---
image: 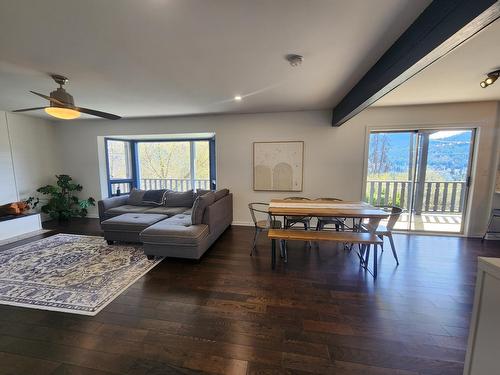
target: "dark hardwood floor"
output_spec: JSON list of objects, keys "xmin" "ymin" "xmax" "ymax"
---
[{"xmin": 0, "ymin": 218, "xmax": 499, "ymax": 375}]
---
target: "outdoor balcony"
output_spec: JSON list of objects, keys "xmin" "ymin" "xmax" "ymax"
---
[{"xmin": 366, "ymin": 179, "xmax": 466, "ymax": 233}]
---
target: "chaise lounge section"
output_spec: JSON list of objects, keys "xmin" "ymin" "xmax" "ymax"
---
[{"xmin": 98, "ymin": 188, "xmax": 233, "ymax": 259}]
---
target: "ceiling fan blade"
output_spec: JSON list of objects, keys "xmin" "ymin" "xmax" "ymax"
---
[
  {"xmin": 30, "ymin": 91, "xmax": 67, "ymax": 106},
  {"xmin": 12, "ymin": 107, "xmax": 46, "ymax": 113},
  {"xmin": 76, "ymin": 107, "xmax": 121, "ymax": 120}
]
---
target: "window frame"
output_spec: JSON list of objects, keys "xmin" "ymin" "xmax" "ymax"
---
[{"xmin": 105, "ymin": 136, "xmax": 216, "ymax": 197}]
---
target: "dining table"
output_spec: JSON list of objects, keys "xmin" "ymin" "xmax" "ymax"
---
[
  {"xmin": 268, "ymin": 199, "xmax": 390, "ymax": 274},
  {"xmin": 268, "ymin": 199, "xmax": 389, "ymax": 226}
]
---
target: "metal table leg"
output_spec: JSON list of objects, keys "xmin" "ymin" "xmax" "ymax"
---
[
  {"xmin": 271, "ymin": 239, "xmax": 276, "ymax": 269},
  {"xmin": 360, "ymin": 217, "xmax": 382, "ymax": 279},
  {"xmin": 365, "ymin": 244, "xmax": 370, "ymax": 267}
]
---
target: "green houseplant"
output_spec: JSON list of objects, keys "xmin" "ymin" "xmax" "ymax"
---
[{"xmin": 31, "ymin": 174, "xmax": 95, "ymax": 221}]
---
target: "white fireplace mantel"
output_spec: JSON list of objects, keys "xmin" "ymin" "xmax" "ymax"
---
[{"xmin": 0, "ymin": 214, "xmax": 42, "ymax": 242}]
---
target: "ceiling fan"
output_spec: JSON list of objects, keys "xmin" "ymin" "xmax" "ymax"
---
[{"xmin": 13, "ymin": 74, "xmax": 121, "ymax": 120}]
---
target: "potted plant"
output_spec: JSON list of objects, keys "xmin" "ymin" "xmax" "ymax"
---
[{"xmin": 30, "ymin": 174, "xmax": 95, "ymax": 221}]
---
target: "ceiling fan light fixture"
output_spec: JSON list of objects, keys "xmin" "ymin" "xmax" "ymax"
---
[
  {"xmin": 12, "ymin": 73, "xmax": 121, "ymax": 120},
  {"xmin": 44, "ymin": 106, "xmax": 81, "ymax": 120}
]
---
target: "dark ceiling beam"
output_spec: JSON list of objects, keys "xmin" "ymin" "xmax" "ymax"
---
[{"xmin": 331, "ymin": 0, "xmax": 500, "ymax": 127}]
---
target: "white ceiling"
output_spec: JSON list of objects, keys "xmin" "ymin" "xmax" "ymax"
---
[
  {"xmin": 376, "ymin": 19, "xmax": 500, "ymax": 107},
  {"xmin": 0, "ymin": 0, "xmax": 430, "ymax": 119}
]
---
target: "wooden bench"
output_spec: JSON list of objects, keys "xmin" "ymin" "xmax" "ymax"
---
[{"xmin": 268, "ymin": 229, "xmax": 383, "ymax": 277}]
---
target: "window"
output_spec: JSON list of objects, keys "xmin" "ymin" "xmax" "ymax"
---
[
  {"xmin": 105, "ymin": 137, "xmax": 215, "ymax": 197},
  {"xmin": 105, "ymin": 139, "xmax": 134, "ymax": 195}
]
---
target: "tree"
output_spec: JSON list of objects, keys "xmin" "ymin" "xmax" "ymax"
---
[
  {"xmin": 368, "ymin": 134, "xmax": 391, "ymax": 176},
  {"xmin": 137, "ymin": 141, "xmax": 210, "ymax": 181},
  {"xmin": 138, "ymin": 142, "xmax": 190, "ymax": 179}
]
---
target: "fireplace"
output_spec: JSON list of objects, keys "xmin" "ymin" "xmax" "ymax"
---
[{"xmin": 0, "ymin": 202, "xmax": 42, "ymax": 242}]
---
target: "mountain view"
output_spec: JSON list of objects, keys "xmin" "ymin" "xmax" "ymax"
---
[
  {"xmin": 366, "ymin": 130, "xmax": 472, "ymax": 210},
  {"xmin": 368, "ymin": 130, "xmax": 472, "ymax": 182}
]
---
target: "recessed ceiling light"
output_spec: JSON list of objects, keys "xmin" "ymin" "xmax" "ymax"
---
[{"xmin": 234, "ymin": 95, "xmax": 242, "ymax": 101}]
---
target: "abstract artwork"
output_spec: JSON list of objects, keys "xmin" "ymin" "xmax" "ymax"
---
[{"xmin": 253, "ymin": 141, "xmax": 303, "ymax": 191}]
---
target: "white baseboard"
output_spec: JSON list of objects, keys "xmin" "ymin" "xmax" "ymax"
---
[
  {"xmin": 231, "ymin": 221, "xmax": 253, "ymax": 227},
  {"xmin": 484, "ymin": 233, "xmax": 500, "ymax": 240}
]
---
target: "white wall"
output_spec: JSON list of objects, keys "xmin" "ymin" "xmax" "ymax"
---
[
  {"xmin": 0, "ymin": 113, "xmax": 18, "ymax": 204},
  {"xmin": 0, "ymin": 112, "xmax": 60, "ymax": 204},
  {"xmin": 492, "ymin": 106, "xmax": 500, "ymax": 211},
  {"xmin": 54, "ymin": 101, "xmax": 500, "ymax": 237}
]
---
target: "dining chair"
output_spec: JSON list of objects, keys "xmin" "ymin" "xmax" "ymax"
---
[
  {"xmin": 283, "ymin": 197, "xmax": 311, "ymax": 230},
  {"xmin": 363, "ymin": 206, "xmax": 402, "ymax": 264},
  {"xmin": 248, "ymin": 202, "xmax": 282, "ymax": 256},
  {"xmin": 314, "ymin": 197, "xmax": 346, "ymax": 231}
]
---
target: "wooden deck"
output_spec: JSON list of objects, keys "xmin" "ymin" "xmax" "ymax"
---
[{"xmin": 393, "ymin": 212, "xmax": 463, "ymax": 233}]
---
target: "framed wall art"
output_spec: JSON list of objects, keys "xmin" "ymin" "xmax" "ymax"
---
[{"xmin": 253, "ymin": 141, "xmax": 304, "ymax": 191}]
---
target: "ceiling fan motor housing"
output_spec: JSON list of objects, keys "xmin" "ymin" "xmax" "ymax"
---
[
  {"xmin": 13, "ymin": 73, "xmax": 121, "ymax": 119},
  {"xmin": 50, "ymin": 87, "xmax": 75, "ymax": 107}
]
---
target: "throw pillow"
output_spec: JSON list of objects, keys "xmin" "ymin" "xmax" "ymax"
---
[
  {"xmin": 195, "ymin": 189, "xmax": 211, "ymax": 198},
  {"xmin": 127, "ymin": 188, "xmax": 146, "ymax": 206},
  {"xmin": 164, "ymin": 190, "xmax": 195, "ymax": 207},
  {"xmin": 142, "ymin": 189, "xmax": 167, "ymax": 206},
  {"xmin": 214, "ymin": 188, "xmax": 229, "ymax": 201},
  {"xmin": 191, "ymin": 191, "xmax": 215, "ymax": 225}
]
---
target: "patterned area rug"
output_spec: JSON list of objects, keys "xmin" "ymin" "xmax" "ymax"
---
[{"xmin": 0, "ymin": 234, "xmax": 162, "ymax": 315}]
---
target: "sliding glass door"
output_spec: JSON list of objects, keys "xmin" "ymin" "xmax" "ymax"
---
[
  {"xmin": 411, "ymin": 130, "xmax": 474, "ymax": 232},
  {"xmin": 365, "ymin": 129, "xmax": 475, "ymax": 233},
  {"xmin": 365, "ymin": 131, "xmax": 417, "ymax": 231}
]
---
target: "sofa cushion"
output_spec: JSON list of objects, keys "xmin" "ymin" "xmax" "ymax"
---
[
  {"xmin": 106, "ymin": 205, "xmax": 152, "ymax": 216},
  {"xmin": 164, "ymin": 190, "xmax": 195, "ymax": 207},
  {"xmin": 142, "ymin": 189, "xmax": 168, "ymax": 206},
  {"xmin": 195, "ymin": 189, "xmax": 211, "ymax": 197},
  {"xmin": 195, "ymin": 188, "xmax": 229, "ymax": 201},
  {"xmin": 140, "ymin": 221, "xmax": 209, "ymax": 246},
  {"xmin": 161, "ymin": 213, "xmax": 192, "ymax": 226},
  {"xmin": 191, "ymin": 191, "xmax": 215, "ymax": 225},
  {"xmin": 101, "ymin": 213, "xmax": 167, "ymax": 232},
  {"xmin": 214, "ymin": 188, "xmax": 229, "ymax": 201},
  {"xmin": 144, "ymin": 206, "xmax": 190, "ymax": 216},
  {"xmin": 127, "ymin": 189, "xmax": 146, "ymax": 206}
]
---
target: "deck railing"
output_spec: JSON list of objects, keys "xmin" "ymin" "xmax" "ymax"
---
[
  {"xmin": 365, "ymin": 180, "xmax": 466, "ymax": 213},
  {"xmin": 140, "ymin": 178, "xmax": 211, "ymax": 191}
]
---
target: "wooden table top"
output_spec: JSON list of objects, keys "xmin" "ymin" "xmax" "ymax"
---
[{"xmin": 268, "ymin": 199, "xmax": 389, "ymax": 218}]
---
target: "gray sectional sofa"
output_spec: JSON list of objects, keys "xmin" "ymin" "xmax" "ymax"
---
[{"xmin": 98, "ymin": 188, "xmax": 233, "ymax": 259}]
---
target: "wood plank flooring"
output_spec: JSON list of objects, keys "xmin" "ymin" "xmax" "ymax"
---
[{"xmin": 0, "ymin": 218, "xmax": 499, "ymax": 374}]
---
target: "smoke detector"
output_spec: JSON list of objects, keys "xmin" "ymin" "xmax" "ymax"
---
[{"xmin": 286, "ymin": 54, "xmax": 304, "ymax": 67}]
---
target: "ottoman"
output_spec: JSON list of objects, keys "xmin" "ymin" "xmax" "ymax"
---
[
  {"xmin": 101, "ymin": 213, "xmax": 167, "ymax": 244},
  {"xmin": 140, "ymin": 213, "xmax": 210, "ymax": 259}
]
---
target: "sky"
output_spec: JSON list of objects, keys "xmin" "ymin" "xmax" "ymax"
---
[{"xmin": 429, "ymin": 130, "xmax": 468, "ymax": 140}]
